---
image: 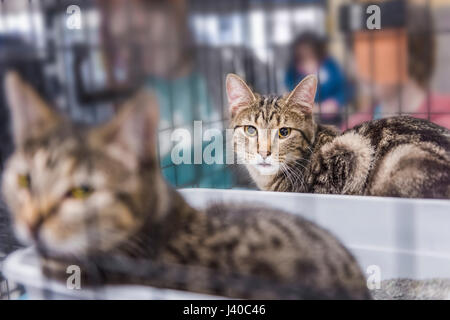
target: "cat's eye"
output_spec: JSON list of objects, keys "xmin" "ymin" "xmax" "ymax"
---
[
  {"xmin": 278, "ymin": 127, "xmax": 291, "ymax": 139},
  {"xmin": 244, "ymin": 125, "xmax": 257, "ymax": 137},
  {"xmin": 17, "ymin": 174, "xmax": 31, "ymax": 189},
  {"xmin": 68, "ymin": 185, "xmax": 94, "ymax": 200}
]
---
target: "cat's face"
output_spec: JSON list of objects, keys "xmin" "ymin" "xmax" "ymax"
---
[
  {"xmin": 2, "ymin": 72, "xmax": 159, "ymax": 256},
  {"xmin": 227, "ymin": 74, "xmax": 317, "ymax": 179}
]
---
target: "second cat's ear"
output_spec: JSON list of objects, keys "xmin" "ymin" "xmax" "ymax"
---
[
  {"xmin": 285, "ymin": 75, "xmax": 317, "ymax": 114},
  {"xmin": 4, "ymin": 71, "xmax": 60, "ymax": 147},
  {"xmin": 226, "ymin": 74, "xmax": 256, "ymax": 117},
  {"xmin": 93, "ymin": 89, "xmax": 159, "ymax": 165}
]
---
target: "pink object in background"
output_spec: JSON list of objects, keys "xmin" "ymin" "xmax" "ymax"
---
[{"xmin": 344, "ymin": 94, "xmax": 450, "ymax": 130}]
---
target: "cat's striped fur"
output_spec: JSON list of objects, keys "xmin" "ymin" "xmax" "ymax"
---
[
  {"xmin": 227, "ymin": 74, "xmax": 450, "ymax": 198},
  {"xmin": 1, "ymin": 72, "xmax": 370, "ymax": 299}
]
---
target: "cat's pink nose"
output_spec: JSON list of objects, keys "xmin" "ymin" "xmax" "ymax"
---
[{"xmin": 259, "ymin": 151, "xmax": 271, "ymax": 159}]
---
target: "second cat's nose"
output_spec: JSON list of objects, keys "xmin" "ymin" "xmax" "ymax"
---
[
  {"xmin": 26, "ymin": 217, "xmax": 44, "ymax": 241},
  {"xmin": 28, "ymin": 223, "xmax": 40, "ymax": 241}
]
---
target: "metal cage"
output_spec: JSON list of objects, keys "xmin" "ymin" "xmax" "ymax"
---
[{"xmin": 0, "ymin": 0, "xmax": 449, "ymax": 299}]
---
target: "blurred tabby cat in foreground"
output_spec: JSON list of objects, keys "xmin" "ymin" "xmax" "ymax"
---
[
  {"xmin": 1, "ymin": 72, "xmax": 369, "ymax": 299},
  {"xmin": 227, "ymin": 74, "xmax": 450, "ymax": 198}
]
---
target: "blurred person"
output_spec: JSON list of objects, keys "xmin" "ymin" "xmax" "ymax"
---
[
  {"xmin": 98, "ymin": 0, "xmax": 232, "ymax": 188},
  {"xmin": 347, "ymin": 4, "xmax": 450, "ymax": 129},
  {"xmin": 285, "ymin": 32, "xmax": 352, "ymax": 125}
]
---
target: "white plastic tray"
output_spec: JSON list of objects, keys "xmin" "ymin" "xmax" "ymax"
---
[
  {"xmin": 3, "ymin": 189, "xmax": 450, "ymax": 299},
  {"xmin": 182, "ymin": 189, "xmax": 450, "ymax": 281}
]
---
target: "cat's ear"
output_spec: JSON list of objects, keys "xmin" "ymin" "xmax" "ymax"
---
[
  {"xmin": 92, "ymin": 89, "xmax": 159, "ymax": 165},
  {"xmin": 4, "ymin": 71, "xmax": 60, "ymax": 147},
  {"xmin": 226, "ymin": 74, "xmax": 256, "ymax": 117},
  {"xmin": 285, "ymin": 74, "xmax": 317, "ymax": 114}
]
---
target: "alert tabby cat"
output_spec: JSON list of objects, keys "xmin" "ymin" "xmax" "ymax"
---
[
  {"xmin": 1, "ymin": 72, "xmax": 370, "ymax": 299},
  {"xmin": 227, "ymin": 74, "xmax": 450, "ymax": 198}
]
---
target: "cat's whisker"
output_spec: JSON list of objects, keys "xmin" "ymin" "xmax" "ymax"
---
[
  {"xmin": 282, "ymin": 161, "xmax": 308, "ymax": 192},
  {"xmin": 281, "ymin": 166, "xmax": 295, "ymax": 190},
  {"xmin": 281, "ymin": 163, "xmax": 305, "ymax": 192}
]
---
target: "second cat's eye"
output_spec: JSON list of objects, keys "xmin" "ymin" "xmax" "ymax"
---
[
  {"xmin": 17, "ymin": 174, "xmax": 30, "ymax": 189},
  {"xmin": 244, "ymin": 125, "xmax": 257, "ymax": 137},
  {"xmin": 68, "ymin": 185, "xmax": 94, "ymax": 200},
  {"xmin": 278, "ymin": 127, "xmax": 291, "ymax": 139}
]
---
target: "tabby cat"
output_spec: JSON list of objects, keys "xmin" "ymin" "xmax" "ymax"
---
[
  {"xmin": 1, "ymin": 72, "xmax": 370, "ymax": 299},
  {"xmin": 227, "ymin": 74, "xmax": 450, "ymax": 198}
]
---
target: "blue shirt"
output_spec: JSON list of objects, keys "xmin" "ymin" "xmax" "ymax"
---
[{"xmin": 285, "ymin": 57, "xmax": 351, "ymax": 108}]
